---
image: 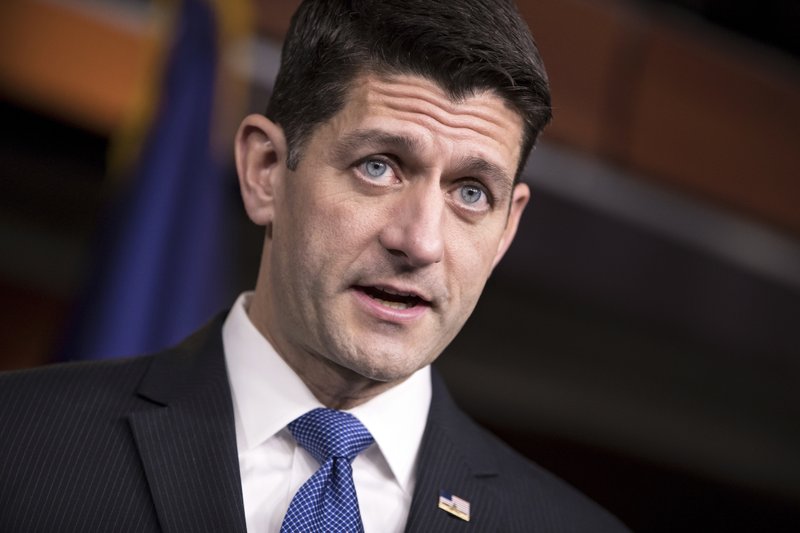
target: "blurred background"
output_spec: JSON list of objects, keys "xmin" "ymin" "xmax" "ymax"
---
[{"xmin": 1, "ymin": 0, "xmax": 799, "ymax": 530}]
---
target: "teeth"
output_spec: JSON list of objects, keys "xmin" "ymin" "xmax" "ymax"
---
[
  {"xmin": 375, "ymin": 298, "xmax": 413, "ymax": 310},
  {"xmin": 380, "ymin": 287, "xmax": 414, "ymax": 297}
]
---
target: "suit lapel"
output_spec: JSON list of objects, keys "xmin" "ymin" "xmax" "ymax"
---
[
  {"xmin": 128, "ymin": 317, "xmax": 247, "ymax": 533},
  {"xmin": 405, "ymin": 370, "xmax": 506, "ymax": 532}
]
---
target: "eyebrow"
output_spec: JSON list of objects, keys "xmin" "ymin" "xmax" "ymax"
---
[{"xmin": 330, "ymin": 129, "xmax": 424, "ymax": 162}]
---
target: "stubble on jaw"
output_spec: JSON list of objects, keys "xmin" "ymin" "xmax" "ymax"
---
[
  {"xmin": 248, "ymin": 292, "xmax": 412, "ymax": 409},
  {"xmin": 287, "ymin": 345, "xmax": 413, "ymax": 410}
]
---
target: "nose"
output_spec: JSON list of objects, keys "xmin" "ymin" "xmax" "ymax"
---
[{"xmin": 379, "ymin": 183, "xmax": 445, "ymax": 268}]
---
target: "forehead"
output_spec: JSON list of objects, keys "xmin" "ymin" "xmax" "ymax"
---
[{"xmin": 317, "ymin": 74, "xmax": 524, "ymax": 178}]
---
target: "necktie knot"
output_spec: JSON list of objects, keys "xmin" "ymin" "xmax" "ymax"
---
[
  {"xmin": 288, "ymin": 407, "xmax": 374, "ymax": 464},
  {"xmin": 281, "ymin": 408, "xmax": 374, "ymax": 532}
]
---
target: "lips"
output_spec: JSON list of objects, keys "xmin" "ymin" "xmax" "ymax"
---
[{"xmin": 356, "ymin": 285, "xmax": 430, "ymax": 310}]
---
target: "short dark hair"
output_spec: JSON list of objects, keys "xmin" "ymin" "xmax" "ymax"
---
[{"xmin": 266, "ymin": 0, "xmax": 551, "ymax": 179}]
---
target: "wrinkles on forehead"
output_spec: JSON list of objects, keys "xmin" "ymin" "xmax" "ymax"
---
[{"xmin": 363, "ymin": 75, "xmax": 521, "ymax": 148}]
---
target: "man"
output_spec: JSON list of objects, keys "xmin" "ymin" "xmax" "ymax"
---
[{"xmin": 0, "ymin": 0, "xmax": 629, "ymax": 531}]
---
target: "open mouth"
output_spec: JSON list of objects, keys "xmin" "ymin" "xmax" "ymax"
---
[{"xmin": 356, "ymin": 285, "xmax": 429, "ymax": 310}]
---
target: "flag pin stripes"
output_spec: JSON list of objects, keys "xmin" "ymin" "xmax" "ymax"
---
[{"xmin": 438, "ymin": 489, "xmax": 471, "ymax": 522}]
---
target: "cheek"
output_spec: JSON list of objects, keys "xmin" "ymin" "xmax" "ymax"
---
[
  {"xmin": 295, "ymin": 197, "xmax": 383, "ymax": 278},
  {"xmin": 446, "ymin": 231, "xmax": 496, "ymax": 299},
  {"xmin": 452, "ymin": 217, "xmax": 504, "ymax": 265},
  {"xmin": 332, "ymin": 191, "xmax": 394, "ymax": 239}
]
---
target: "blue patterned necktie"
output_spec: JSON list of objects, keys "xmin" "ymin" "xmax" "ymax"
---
[{"xmin": 280, "ymin": 408, "xmax": 375, "ymax": 533}]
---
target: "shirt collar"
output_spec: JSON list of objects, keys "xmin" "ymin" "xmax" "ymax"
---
[
  {"xmin": 348, "ymin": 367, "xmax": 431, "ymax": 493},
  {"xmin": 223, "ymin": 292, "xmax": 431, "ymax": 494}
]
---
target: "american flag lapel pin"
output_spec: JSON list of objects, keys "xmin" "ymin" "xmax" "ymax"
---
[{"xmin": 438, "ymin": 489, "xmax": 471, "ymax": 522}]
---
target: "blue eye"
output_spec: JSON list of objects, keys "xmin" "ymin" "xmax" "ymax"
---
[
  {"xmin": 364, "ymin": 159, "xmax": 388, "ymax": 178},
  {"xmin": 459, "ymin": 184, "xmax": 485, "ymax": 205}
]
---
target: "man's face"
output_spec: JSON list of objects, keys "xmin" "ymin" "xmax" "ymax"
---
[{"xmin": 255, "ymin": 74, "xmax": 528, "ymax": 385}]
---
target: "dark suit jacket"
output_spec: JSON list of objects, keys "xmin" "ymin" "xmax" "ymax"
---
[{"xmin": 0, "ymin": 317, "xmax": 629, "ymax": 532}]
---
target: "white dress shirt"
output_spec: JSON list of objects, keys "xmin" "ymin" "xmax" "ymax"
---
[{"xmin": 222, "ymin": 292, "xmax": 432, "ymax": 533}]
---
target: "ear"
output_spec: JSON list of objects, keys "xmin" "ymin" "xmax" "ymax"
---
[
  {"xmin": 234, "ymin": 114, "xmax": 288, "ymax": 226},
  {"xmin": 491, "ymin": 182, "xmax": 530, "ymax": 269}
]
